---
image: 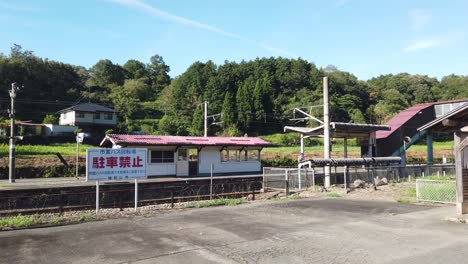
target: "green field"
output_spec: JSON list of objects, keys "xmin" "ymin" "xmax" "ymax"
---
[
  {"xmin": 0, "ymin": 143, "xmax": 95, "ymax": 158},
  {"xmin": 0, "ymin": 140, "xmax": 454, "ymax": 158},
  {"xmin": 263, "ymin": 141, "xmax": 453, "ymax": 154}
]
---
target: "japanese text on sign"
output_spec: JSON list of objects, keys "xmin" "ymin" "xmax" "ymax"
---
[{"xmin": 86, "ymin": 148, "xmax": 147, "ymax": 181}]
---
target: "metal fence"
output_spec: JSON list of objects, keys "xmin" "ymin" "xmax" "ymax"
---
[
  {"xmin": 263, "ymin": 167, "xmax": 315, "ymax": 192},
  {"xmin": 416, "ymin": 179, "xmax": 456, "ymax": 204},
  {"xmin": 263, "ymin": 164, "xmax": 456, "ymax": 193}
]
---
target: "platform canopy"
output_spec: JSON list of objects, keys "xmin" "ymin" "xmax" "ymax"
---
[
  {"xmin": 284, "ymin": 122, "xmax": 391, "ymax": 138},
  {"xmin": 418, "ymin": 103, "xmax": 468, "ymax": 133}
]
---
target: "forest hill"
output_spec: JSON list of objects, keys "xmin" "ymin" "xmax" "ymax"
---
[{"xmin": 1, "ymin": 45, "xmax": 467, "ymax": 136}]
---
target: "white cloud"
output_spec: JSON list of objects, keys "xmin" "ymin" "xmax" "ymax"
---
[
  {"xmin": 105, "ymin": 0, "xmax": 297, "ymax": 57},
  {"xmin": 403, "ymin": 32, "xmax": 465, "ymax": 52},
  {"xmin": 404, "ymin": 39, "xmax": 441, "ymax": 52},
  {"xmin": 409, "ymin": 8, "xmax": 432, "ymax": 31},
  {"xmin": 335, "ymin": 0, "xmax": 349, "ymax": 8}
]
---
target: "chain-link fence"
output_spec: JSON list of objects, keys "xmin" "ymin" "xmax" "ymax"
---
[
  {"xmin": 263, "ymin": 167, "xmax": 315, "ymax": 192},
  {"xmin": 264, "ymin": 164, "xmax": 456, "ymax": 193},
  {"xmin": 416, "ymin": 179, "xmax": 456, "ymax": 204}
]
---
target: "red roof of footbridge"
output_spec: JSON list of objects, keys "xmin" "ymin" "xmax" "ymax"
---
[
  {"xmin": 100, "ymin": 134, "xmax": 272, "ymax": 147},
  {"xmin": 376, "ymin": 98, "xmax": 468, "ymax": 139}
]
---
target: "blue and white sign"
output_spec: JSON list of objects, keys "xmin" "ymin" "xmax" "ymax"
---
[{"xmin": 86, "ymin": 148, "xmax": 147, "ymax": 181}]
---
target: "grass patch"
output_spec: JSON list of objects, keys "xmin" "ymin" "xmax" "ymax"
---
[
  {"xmin": 287, "ymin": 194, "xmax": 302, "ymax": 200},
  {"xmin": 0, "ymin": 213, "xmax": 97, "ymax": 230},
  {"xmin": 0, "ymin": 143, "xmax": 96, "ymax": 158},
  {"xmin": 0, "ymin": 215, "xmax": 35, "ymax": 228},
  {"xmin": 396, "ymin": 185, "xmax": 417, "ymax": 204},
  {"xmin": 325, "ymin": 192, "xmax": 342, "ymax": 198},
  {"xmin": 186, "ymin": 198, "xmax": 244, "ymax": 208}
]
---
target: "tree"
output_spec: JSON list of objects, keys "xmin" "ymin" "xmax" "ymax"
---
[
  {"xmin": 86, "ymin": 59, "xmax": 125, "ymax": 88},
  {"xmin": 123, "ymin": 59, "xmax": 147, "ymax": 79},
  {"xmin": 221, "ymin": 91, "xmax": 236, "ymax": 128},
  {"xmin": 236, "ymin": 78, "xmax": 254, "ymax": 131},
  {"xmin": 191, "ymin": 105, "xmax": 204, "ymax": 136},
  {"xmin": 42, "ymin": 114, "xmax": 59, "ymax": 124},
  {"xmin": 110, "ymin": 87, "xmax": 141, "ymax": 132}
]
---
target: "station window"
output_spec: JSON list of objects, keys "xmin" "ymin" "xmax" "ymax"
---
[
  {"xmin": 247, "ymin": 149, "xmax": 260, "ymax": 161},
  {"xmin": 94, "ymin": 113, "xmax": 101, "ymax": 119},
  {"xmin": 77, "ymin": 112, "xmax": 85, "ymax": 118},
  {"xmin": 151, "ymin": 150, "xmax": 174, "ymax": 163},
  {"xmin": 221, "ymin": 148, "xmax": 241, "ymax": 162},
  {"xmin": 104, "ymin": 113, "xmax": 113, "ymax": 120}
]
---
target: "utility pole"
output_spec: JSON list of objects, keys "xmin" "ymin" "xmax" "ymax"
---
[
  {"xmin": 323, "ymin": 77, "xmax": 331, "ymax": 188},
  {"xmin": 9, "ymin": 83, "xmax": 20, "ymax": 183},
  {"xmin": 204, "ymin": 101, "xmax": 208, "ymax": 137}
]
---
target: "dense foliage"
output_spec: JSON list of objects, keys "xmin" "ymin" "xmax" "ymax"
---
[{"xmin": 1, "ymin": 45, "xmax": 467, "ymax": 136}]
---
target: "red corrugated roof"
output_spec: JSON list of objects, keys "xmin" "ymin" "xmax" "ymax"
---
[
  {"xmin": 102, "ymin": 134, "xmax": 272, "ymax": 147},
  {"xmin": 376, "ymin": 98, "xmax": 468, "ymax": 139}
]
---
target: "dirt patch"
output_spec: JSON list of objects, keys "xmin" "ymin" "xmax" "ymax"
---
[{"xmin": 297, "ymin": 182, "xmax": 418, "ymax": 203}]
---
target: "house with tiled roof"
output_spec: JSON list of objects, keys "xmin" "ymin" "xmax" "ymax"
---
[
  {"xmin": 100, "ymin": 134, "xmax": 271, "ymax": 177},
  {"xmin": 58, "ymin": 103, "xmax": 117, "ymax": 127},
  {"xmin": 57, "ymin": 103, "xmax": 117, "ymax": 139}
]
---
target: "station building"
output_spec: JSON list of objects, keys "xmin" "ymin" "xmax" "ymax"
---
[{"xmin": 100, "ymin": 134, "xmax": 271, "ymax": 177}]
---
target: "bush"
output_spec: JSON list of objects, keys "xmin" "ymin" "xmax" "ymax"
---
[{"xmin": 262, "ymin": 157, "xmax": 296, "ymax": 167}]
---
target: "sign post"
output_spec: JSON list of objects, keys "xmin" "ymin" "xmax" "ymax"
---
[
  {"xmin": 86, "ymin": 148, "xmax": 147, "ymax": 213},
  {"xmin": 134, "ymin": 178, "xmax": 138, "ymax": 211},
  {"xmin": 96, "ymin": 180, "xmax": 99, "ymax": 214}
]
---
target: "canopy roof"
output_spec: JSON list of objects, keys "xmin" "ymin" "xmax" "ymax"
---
[
  {"xmin": 418, "ymin": 103, "xmax": 468, "ymax": 133},
  {"xmin": 100, "ymin": 134, "xmax": 272, "ymax": 148},
  {"xmin": 284, "ymin": 122, "xmax": 390, "ymax": 138},
  {"xmin": 301, "ymin": 157, "xmax": 401, "ymax": 166}
]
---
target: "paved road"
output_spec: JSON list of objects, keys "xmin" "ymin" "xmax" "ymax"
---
[{"xmin": 0, "ymin": 198, "xmax": 466, "ymax": 264}]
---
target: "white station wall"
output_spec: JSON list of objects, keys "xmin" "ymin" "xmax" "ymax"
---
[{"xmin": 198, "ymin": 146, "xmax": 261, "ymax": 174}]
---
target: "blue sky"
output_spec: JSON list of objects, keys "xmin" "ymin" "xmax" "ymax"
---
[{"xmin": 0, "ymin": 0, "xmax": 467, "ymax": 80}]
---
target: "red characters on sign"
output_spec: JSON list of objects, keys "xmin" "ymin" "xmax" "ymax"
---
[{"xmin": 92, "ymin": 156, "xmax": 144, "ymax": 169}]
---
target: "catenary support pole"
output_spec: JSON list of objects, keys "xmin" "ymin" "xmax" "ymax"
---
[
  {"xmin": 204, "ymin": 101, "xmax": 208, "ymax": 137},
  {"xmin": 323, "ymin": 77, "xmax": 331, "ymax": 188},
  {"xmin": 9, "ymin": 83, "xmax": 19, "ymax": 183}
]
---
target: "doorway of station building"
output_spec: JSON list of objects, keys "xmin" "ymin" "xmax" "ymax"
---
[{"xmin": 188, "ymin": 149, "xmax": 199, "ymax": 176}]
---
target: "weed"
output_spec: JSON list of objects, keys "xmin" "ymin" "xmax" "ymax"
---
[
  {"xmin": 287, "ymin": 194, "xmax": 302, "ymax": 200},
  {"xmin": 325, "ymin": 192, "xmax": 342, "ymax": 198},
  {"xmin": 0, "ymin": 215, "xmax": 35, "ymax": 228},
  {"xmin": 186, "ymin": 198, "xmax": 244, "ymax": 208}
]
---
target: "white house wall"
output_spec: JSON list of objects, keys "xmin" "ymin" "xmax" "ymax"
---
[
  {"xmin": 59, "ymin": 111, "xmax": 117, "ymax": 126},
  {"xmin": 43, "ymin": 124, "xmax": 78, "ymax": 136},
  {"xmin": 59, "ymin": 111, "xmax": 76, "ymax": 126},
  {"xmin": 198, "ymin": 146, "xmax": 261, "ymax": 174}
]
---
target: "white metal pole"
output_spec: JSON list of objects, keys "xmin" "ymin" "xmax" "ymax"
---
[
  {"xmin": 300, "ymin": 134, "xmax": 304, "ymax": 157},
  {"xmin": 134, "ymin": 179, "xmax": 138, "ymax": 211},
  {"xmin": 204, "ymin": 101, "xmax": 208, "ymax": 137},
  {"xmin": 76, "ymin": 140, "xmax": 79, "ymax": 178},
  {"xmin": 323, "ymin": 77, "xmax": 331, "ymax": 188},
  {"xmin": 343, "ymin": 137, "xmax": 348, "ymax": 158},
  {"xmin": 95, "ymin": 180, "xmax": 99, "ymax": 214},
  {"xmin": 8, "ymin": 83, "xmax": 18, "ymax": 183},
  {"xmin": 344, "ymin": 165, "xmax": 348, "ymax": 193},
  {"xmin": 210, "ymin": 163, "xmax": 213, "ymax": 199}
]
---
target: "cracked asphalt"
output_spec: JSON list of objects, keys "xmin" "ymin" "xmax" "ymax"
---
[{"xmin": 0, "ymin": 198, "xmax": 467, "ymax": 264}]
